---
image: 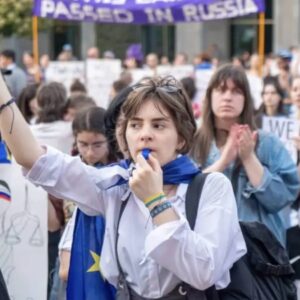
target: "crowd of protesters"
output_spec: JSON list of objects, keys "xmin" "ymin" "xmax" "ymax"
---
[{"xmin": 1, "ymin": 42, "xmax": 300, "ymax": 300}]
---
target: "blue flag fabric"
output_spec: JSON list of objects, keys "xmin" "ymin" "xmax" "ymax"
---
[
  {"xmin": 67, "ymin": 210, "xmax": 116, "ymax": 300},
  {"xmin": 0, "ymin": 141, "xmax": 11, "ymax": 164},
  {"xmin": 108, "ymin": 155, "xmax": 201, "ymax": 188}
]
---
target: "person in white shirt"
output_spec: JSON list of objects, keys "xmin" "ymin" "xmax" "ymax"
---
[{"xmin": 0, "ymin": 74, "xmax": 246, "ymax": 299}]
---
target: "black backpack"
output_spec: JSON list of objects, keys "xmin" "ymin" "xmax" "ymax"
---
[{"xmin": 186, "ymin": 173, "xmax": 297, "ymax": 300}]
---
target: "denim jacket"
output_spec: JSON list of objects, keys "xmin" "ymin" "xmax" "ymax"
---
[{"xmin": 204, "ymin": 130, "xmax": 300, "ymax": 245}]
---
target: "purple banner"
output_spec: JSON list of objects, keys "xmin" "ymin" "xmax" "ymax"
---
[{"xmin": 33, "ymin": 0, "xmax": 265, "ymax": 24}]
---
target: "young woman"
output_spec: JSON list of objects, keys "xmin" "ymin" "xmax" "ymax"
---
[
  {"xmin": 191, "ymin": 64, "xmax": 300, "ymax": 246},
  {"xmin": 58, "ymin": 106, "xmax": 115, "ymax": 300},
  {"xmin": 0, "ymin": 74, "xmax": 246, "ymax": 299},
  {"xmin": 255, "ymin": 77, "xmax": 287, "ymax": 128}
]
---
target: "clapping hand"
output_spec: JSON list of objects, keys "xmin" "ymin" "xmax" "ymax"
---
[{"xmin": 237, "ymin": 125, "xmax": 258, "ymax": 162}]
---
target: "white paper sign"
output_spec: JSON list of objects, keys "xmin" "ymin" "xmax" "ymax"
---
[
  {"xmin": 194, "ymin": 69, "xmax": 214, "ymax": 103},
  {"xmin": 0, "ymin": 161, "xmax": 47, "ymax": 300},
  {"xmin": 247, "ymin": 74, "xmax": 263, "ymax": 109},
  {"xmin": 156, "ymin": 65, "xmax": 194, "ymax": 80},
  {"xmin": 45, "ymin": 61, "xmax": 86, "ymax": 93},
  {"xmin": 86, "ymin": 59, "xmax": 122, "ymax": 108},
  {"xmin": 262, "ymin": 116, "xmax": 300, "ymax": 162},
  {"xmin": 129, "ymin": 69, "xmax": 155, "ymax": 84}
]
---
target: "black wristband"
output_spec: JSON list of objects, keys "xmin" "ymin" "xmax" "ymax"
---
[{"xmin": 0, "ymin": 98, "xmax": 14, "ymax": 114}]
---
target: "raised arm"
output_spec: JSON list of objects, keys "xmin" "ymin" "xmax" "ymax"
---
[{"xmin": 0, "ymin": 74, "xmax": 44, "ymax": 168}]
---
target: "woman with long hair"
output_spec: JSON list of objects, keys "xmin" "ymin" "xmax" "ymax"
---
[
  {"xmin": 190, "ymin": 64, "xmax": 299, "ymax": 245},
  {"xmin": 255, "ymin": 76, "xmax": 287, "ymax": 128}
]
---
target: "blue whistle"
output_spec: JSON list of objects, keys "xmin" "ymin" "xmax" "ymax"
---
[{"xmin": 141, "ymin": 148, "xmax": 151, "ymax": 160}]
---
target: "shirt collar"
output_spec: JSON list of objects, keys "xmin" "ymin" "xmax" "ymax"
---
[{"xmin": 174, "ymin": 183, "xmax": 188, "ymax": 203}]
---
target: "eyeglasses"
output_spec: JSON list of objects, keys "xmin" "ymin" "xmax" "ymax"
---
[{"xmin": 76, "ymin": 140, "xmax": 107, "ymax": 152}]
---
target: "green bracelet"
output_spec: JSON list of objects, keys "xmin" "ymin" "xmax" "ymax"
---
[{"xmin": 145, "ymin": 194, "xmax": 165, "ymax": 208}]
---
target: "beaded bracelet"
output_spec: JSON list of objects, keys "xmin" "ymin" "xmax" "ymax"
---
[
  {"xmin": 0, "ymin": 98, "xmax": 14, "ymax": 114},
  {"xmin": 150, "ymin": 201, "xmax": 172, "ymax": 219}
]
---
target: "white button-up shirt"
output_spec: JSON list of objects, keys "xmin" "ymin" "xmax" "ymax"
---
[{"xmin": 24, "ymin": 146, "xmax": 246, "ymax": 298}]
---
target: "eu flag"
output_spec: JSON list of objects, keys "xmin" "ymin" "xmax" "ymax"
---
[
  {"xmin": 0, "ymin": 141, "xmax": 11, "ymax": 164},
  {"xmin": 67, "ymin": 209, "xmax": 116, "ymax": 300}
]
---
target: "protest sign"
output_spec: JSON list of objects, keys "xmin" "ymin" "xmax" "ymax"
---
[
  {"xmin": 156, "ymin": 65, "xmax": 194, "ymax": 80},
  {"xmin": 129, "ymin": 68, "xmax": 155, "ymax": 84},
  {"xmin": 86, "ymin": 59, "xmax": 122, "ymax": 108},
  {"xmin": 262, "ymin": 116, "xmax": 300, "ymax": 163},
  {"xmin": 0, "ymin": 161, "xmax": 47, "ymax": 300},
  {"xmin": 194, "ymin": 68, "xmax": 214, "ymax": 103},
  {"xmin": 45, "ymin": 61, "xmax": 86, "ymax": 93},
  {"xmin": 247, "ymin": 73, "xmax": 263, "ymax": 109}
]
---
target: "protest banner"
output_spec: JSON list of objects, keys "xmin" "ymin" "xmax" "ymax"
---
[
  {"xmin": 86, "ymin": 59, "xmax": 122, "ymax": 108},
  {"xmin": 0, "ymin": 161, "xmax": 47, "ymax": 300},
  {"xmin": 33, "ymin": 0, "xmax": 265, "ymax": 24},
  {"xmin": 262, "ymin": 116, "xmax": 300, "ymax": 163},
  {"xmin": 45, "ymin": 61, "xmax": 86, "ymax": 93}
]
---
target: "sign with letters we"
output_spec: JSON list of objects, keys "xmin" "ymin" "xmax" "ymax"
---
[{"xmin": 262, "ymin": 116, "xmax": 300, "ymax": 163}]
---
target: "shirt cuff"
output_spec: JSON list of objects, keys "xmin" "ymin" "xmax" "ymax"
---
[{"xmin": 242, "ymin": 166, "xmax": 271, "ymax": 198}]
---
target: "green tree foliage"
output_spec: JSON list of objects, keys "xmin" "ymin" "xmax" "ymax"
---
[{"xmin": 0, "ymin": 0, "xmax": 50, "ymax": 36}]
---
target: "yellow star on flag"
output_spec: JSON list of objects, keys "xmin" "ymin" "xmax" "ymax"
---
[{"xmin": 87, "ymin": 251, "xmax": 101, "ymax": 273}]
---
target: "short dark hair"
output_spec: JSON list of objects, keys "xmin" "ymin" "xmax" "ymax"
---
[
  {"xmin": 0, "ymin": 50, "xmax": 16, "ymax": 62},
  {"xmin": 70, "ymin": 79, "xmax": 87, "ymax": 94},
  {"xmin": 180, "ymin": 77, "xmax": 196, "ymax": 101},
  {"xmin": 36, "ymin": 82, "xmax": 67, "ymax": 123},
  {"xmin": 120, "ymin": 76, "xmax": 196, "ymax": 154},
  {"xmin": 65, "ymin": 94, "xmax": 96, "ymax": 112},
  {"xmin": 112, "ymin": 80, "xmax": 128, "ymax": 94},
  {"xmin": 72, "ymin": 106, "xmax": 106, "ymax": 136},
  {"xmin": 73, "ymin": 106, "xmax": 117, "ymax": 163}
]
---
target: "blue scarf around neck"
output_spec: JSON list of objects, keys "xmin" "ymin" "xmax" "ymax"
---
[{"xmin": 107, "ymin": 155, "xmax": 200, "ymax": 188}]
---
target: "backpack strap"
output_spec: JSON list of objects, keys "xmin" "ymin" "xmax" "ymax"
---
[
  {"xmin": 185, "ymin": 172, "xmax": 220, "ymax": 299},
  {"xmin": 185, "ymin": 172, "xmax": 209, "ymax": 230}
]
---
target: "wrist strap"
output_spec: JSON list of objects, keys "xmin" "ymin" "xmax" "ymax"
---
[
  {"xmin": 0, "ymin": 98, "xmax": 14, "ymax": 114},
  {"xmin": 0, "ymin": 98, "xmax": 15, "ymax": 134},
  {"xmin": 150, "ymin": 201, "xmax": 172, "ymax": 218}
]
